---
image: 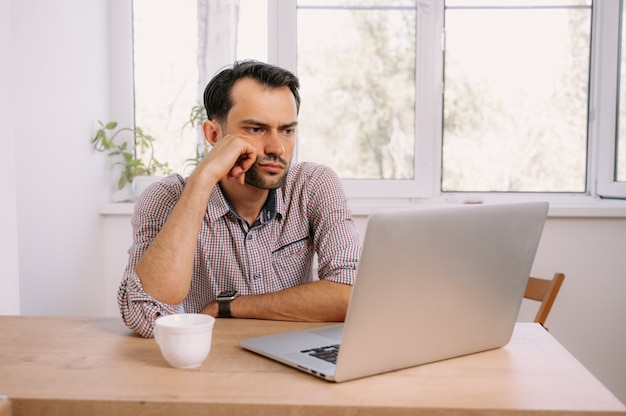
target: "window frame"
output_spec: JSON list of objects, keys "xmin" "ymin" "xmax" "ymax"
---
[
  {"xmin": 110, "ymin": 0, "xmax": 626, "ymax": 205},
  {"xmin": 270, "ymin": 0, "xmax": 626, "ymax": 202},
  {"xmin": 594, "ymin": 0, "xmax": 626, "ymax": 198}
]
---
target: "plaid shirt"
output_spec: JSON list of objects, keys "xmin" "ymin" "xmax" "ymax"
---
[{"xmin": 118, "ymin": 162, "xmax": 361, "ymax": 337}]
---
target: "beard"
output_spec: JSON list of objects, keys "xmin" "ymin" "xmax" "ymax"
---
[{"xmin": 244, "ymin": 156, "xmax": 290, "ymax": 190}]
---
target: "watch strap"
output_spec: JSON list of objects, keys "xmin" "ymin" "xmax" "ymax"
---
[{"xmin": 218, "ymin": 298, "xmax": 233, "ymax": 318}]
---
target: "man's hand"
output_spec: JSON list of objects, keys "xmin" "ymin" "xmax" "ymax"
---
[{"xmin": 195, "ymin": 133, "xmax": 258, "ymax": 187}]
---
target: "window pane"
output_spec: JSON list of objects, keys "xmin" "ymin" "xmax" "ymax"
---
[
  {"xmin": 296, "ymin": 2, "xmax": 416, "ymax": 179},
  {"xmin": 133, "ymin": 0, "xmax": 267, "ymax": 176},
  {"xmin": 133, "ymin": 0, "xmax": 198, "ymax": 176},
  {"xmin": 442, "ymin": 2, "xmax": 591, "ymax": 192}
]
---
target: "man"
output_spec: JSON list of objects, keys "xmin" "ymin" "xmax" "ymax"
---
[{"xmin": 118, "ymin": 60, "xmax": 361, "ymax": 338}]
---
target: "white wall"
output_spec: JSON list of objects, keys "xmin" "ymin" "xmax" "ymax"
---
[
  {"xmin": 527, "ymin": 217, "xmax": 626, "ymax": 406},
  {"xmin": 0, "ymin": 0, "xmax": 20, "ymax": 314},
  {"xmin": 9, "ymin": 0, "xmax": 110, "ymax": 315},
  {"xmin": 5, "ymin": 0, "xmax": 626, "ymax": 407}
]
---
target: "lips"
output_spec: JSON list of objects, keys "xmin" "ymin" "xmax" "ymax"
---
[
  {"xmin": 257, "ymin": 162, "xmax": 285, "ymax": 173},
  {"xmin": 256, "ymin": 156, "xmax": 287, "ymax": 174}
]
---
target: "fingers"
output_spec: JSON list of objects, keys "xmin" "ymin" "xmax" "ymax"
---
[
  {"xmin": 209, "ymin": 135, "xmax": 257, "ymax": 184},
  {"xmin": 226, "ymin": 163, "xmax": 249, "ymax": 185}
]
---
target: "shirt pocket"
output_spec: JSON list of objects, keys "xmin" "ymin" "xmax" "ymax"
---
[{"xmin": 271, "ymin": 237, "xmax": 313, "ymax": 289}]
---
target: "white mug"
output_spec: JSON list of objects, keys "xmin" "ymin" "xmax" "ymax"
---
[{"xmin": 154, "ymin": 313, "xmax": 215, "ymax": 369}]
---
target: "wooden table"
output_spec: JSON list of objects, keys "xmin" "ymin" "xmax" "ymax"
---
[{"xmin": 0, "ymin": 316, "xmax": 624, "ymax": 416}]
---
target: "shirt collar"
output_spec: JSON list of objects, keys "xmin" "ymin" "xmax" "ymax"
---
[
  {"xmin": 258, "ymin": 188, "xmax": 278, "ymax": 224},
  {"xmin": 207, "ymin": 184, "xmax": 281, "ymax": 224}
]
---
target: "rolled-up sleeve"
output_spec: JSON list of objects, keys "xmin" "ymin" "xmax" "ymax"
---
[
  {"xmin": 117, "ymin": 269, "xmax": 180, "ymax": 338},
  {"xmin": 304, "ymin": 164, "xmax": 361, "ymax": 285}
]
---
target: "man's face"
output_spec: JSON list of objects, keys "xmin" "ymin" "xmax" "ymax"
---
[{"xmin": 224, "ymin": 78, "xmax": 298, "ymax": 190}]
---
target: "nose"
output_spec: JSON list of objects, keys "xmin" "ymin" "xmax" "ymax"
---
[{"xmin": 265, "ymin": 129, "xmax": 285, "ymax": 156}]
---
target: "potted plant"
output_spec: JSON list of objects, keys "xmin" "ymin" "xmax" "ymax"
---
[{"xmin": 91, "ymin": 121, "xmax": 172, "ymax": 200}]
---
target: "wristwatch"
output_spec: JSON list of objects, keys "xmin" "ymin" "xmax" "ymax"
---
[{"xmin": 216, "ymin": 290, "xmax": 238, "ymax": 318}]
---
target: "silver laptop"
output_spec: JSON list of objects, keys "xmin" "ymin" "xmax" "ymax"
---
[{"xmin": 240, "ymin": 202, "xmax": 549, "ymax": 382}]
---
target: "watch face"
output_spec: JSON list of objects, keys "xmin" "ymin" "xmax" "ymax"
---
[{"xmin": 218, "ymin": 290, "xmax": 238, "ymax": 299}]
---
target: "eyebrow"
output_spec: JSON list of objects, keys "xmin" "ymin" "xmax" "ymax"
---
[{"xmin": 240, "ymin": 119, "xmax": 298, "ymax": 129}]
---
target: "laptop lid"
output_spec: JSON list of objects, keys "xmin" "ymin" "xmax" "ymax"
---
[{"xmin": 240, "ymin": 202, "xmax": 549, "ymax": 382}]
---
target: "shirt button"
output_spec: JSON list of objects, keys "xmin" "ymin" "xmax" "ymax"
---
[{"xmin": 253, "ymin": 274, "xmax": 260, "ymax": 280}]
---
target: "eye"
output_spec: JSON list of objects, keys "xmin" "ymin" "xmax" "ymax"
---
[
  {"xmin": 246, "ymin": 126, "xmax": 265, "ymax": 135},
  {"xmin": 282, "ymin": 127, "xmax": 296, "ymax": 136}
]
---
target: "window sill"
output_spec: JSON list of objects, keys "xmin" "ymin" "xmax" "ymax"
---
[
  {"xmin": 346, "ymin": 195, "xmax": 626, "ymax": 218},
  {"xmin": 99, "ymin": 203, "xmax": 134, "ymax": 216},
  {"xmin": 99, "ymin": 197, "xmax": 626, "ymax": 218}
]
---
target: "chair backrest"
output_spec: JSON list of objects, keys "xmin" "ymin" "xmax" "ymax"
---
[{"xmin": 524, "ymin": 273, "xmax": 565, "ymax": 327}]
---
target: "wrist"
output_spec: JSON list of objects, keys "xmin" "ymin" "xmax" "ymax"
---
[
  {"xmin": 216, "ymin": 290, "xmax": 239, "ymax": 318},
  {"xmin": 201, "ymin": 301, "xmax": 219, "ymax": 317}
]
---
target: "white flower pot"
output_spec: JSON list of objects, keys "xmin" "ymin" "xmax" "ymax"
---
[{"xmin": 132, "ymin": 175, "xmax": 164, "ymax": 201}]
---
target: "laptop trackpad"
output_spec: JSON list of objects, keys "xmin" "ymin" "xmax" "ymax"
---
[{"xmin": 309, "ymin": 324, "xmax": 343, "ymax": 342}]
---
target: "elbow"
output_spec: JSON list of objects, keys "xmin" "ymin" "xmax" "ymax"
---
[{"xmin": 135, "ymin": 269, "xmax": 189, "ymax": 305}]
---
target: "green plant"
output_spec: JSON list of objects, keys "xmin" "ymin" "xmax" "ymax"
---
[
  {"xmin": 185, "ymin": 104, "xmax": 207, "ymax": 130},
  {"xmin": 181, "ymin": 104, "xmax": 209, "ymax": 173},
  {"xmin": 91, "ymin": 121, "xmax": 172, "ymax": 190}
]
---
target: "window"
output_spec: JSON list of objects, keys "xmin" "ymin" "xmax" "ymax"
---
[
  {"xmin": 132, "ymin": 0, "xmax": 267, "ymax": 175},
  {"xmin": 289, "ymin": 0, "xmax": 437, "ymax": 197},
  {"xmin": 296, "ymin": 1, "xmax": 416, "ymax": 181},
  {"xmin": 121, "ymin": 0, "xmax": 626, "ymax": 201},
  {"xmin": 292, "ymin": 0, "xmax": 596, "ymax": 198},
  {"xmin": 132, "ymin": 0, "xmax": 198, "ymax": 175},
  {"xmin": 442, "ymin": 1, "xmax": 590, "ymax": 193},
  {"xmin": 594, "ymin": 1, "xmax": 626, "ymax": 198},
  {"xmin": 610, "ymin": 0, "xmax": 626, "ymax": 187}
]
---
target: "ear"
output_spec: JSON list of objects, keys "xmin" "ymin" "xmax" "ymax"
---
[{"xmin": 202, "ymin": 120, "xmax": 222, "ymax": 146}]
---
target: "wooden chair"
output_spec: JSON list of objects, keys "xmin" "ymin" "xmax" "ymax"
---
[{"xmin": 524, "ymin": 273, "xmax": 565, "ymax": 328}]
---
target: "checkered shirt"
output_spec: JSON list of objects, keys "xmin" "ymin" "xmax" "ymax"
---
[{"xmin": 117, "ymin": 162, "xmax": 362, "ymax": 337}]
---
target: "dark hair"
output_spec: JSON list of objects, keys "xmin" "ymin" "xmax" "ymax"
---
[{"xmin": 203, "ymin": 60, "xmax": 300, "ymax": 123}]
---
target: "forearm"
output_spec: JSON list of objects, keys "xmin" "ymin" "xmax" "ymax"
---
[
  {"xmin": 203, "ymin": 280, "xmax": 353, "ymax": 322},
  {"xmin": 136, "ymin": 175, "xmax": 215, "ymax": 304}
]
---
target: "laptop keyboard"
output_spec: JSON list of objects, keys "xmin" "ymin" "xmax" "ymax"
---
[{"xmin": 300, "ymin": 344, "xmax": 340, "ymax": 364}]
